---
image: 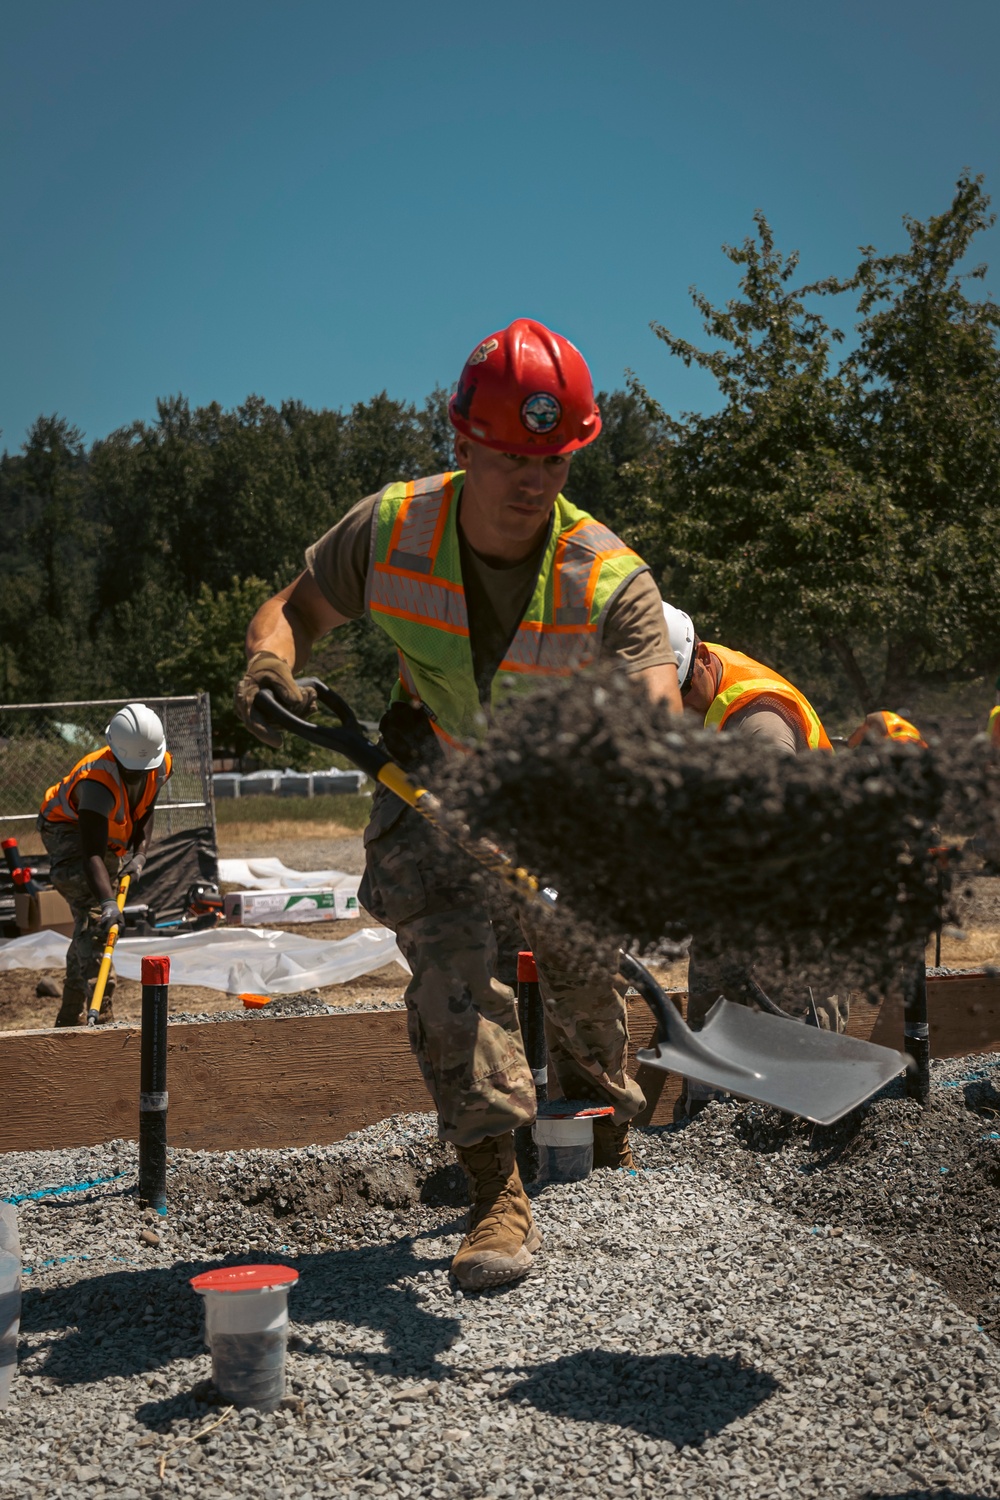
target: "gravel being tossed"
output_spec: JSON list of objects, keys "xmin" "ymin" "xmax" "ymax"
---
[
  {"xmin": 4, "ymin": 1068, "xmax": 1000, "ymax": 1499},
  {"xmin": 435, "ymin": 670, "xmax": 998, "ymax": 989}
]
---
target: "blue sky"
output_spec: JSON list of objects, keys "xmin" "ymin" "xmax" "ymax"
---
[{"xmin": 2, "ymin": 0, "xmax": 998, "ymax": 450}]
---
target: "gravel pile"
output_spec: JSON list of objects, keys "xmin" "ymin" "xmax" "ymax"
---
[
  {"xmin": 2, "ymin": 1072, "xmax": 1000, "ymax": 1500},
  {"xmin": 434, "ymin": 669, "xmax": 1000, "ymax": 995}
]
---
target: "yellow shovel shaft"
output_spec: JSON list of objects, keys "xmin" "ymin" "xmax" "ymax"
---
[{"xmin": 87, "ymin": 874, "xmax": 131, "ymax": 1026}]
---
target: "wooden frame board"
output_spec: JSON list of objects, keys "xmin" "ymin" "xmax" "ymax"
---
[{"xmin": 2, "ymin": 974, "xmax": 999, "ymax": 1155}]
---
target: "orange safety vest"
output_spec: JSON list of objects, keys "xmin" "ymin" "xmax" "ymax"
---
[
  {"xmin": 703, "ymin": 644, "xmax": 832, "ymax": 751},
  {"xmin": 848, "ymin": 710, "xmax": 927, "ymax": 749},
  {"xmin": 40, "ymin": 747, "xmax": 173, "ymax": 856},
  {"xmin": 990, "ymin": 704, "xmax": 1000, "ymax": 746}
]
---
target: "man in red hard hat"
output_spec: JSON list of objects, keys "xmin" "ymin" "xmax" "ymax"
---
[{"xmin": 236, "ymin": 318, "xmax": 682, "ymax": 1291}]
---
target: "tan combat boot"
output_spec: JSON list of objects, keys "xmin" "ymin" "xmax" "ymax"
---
[
  {"xmin": 592, "ymin": 1118, "xmax": 636, "ymax": 1170},
  {"xmin": 452, "ymin": 1134, "xmax": 542, "ymax": 1292}
]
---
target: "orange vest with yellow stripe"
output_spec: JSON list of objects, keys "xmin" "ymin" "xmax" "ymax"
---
[
  {"xmin": 365, "ymin": 471, "xmax": 648, "ymax": 746},
  {"xmin": 40, "ymin": 747, "xmax": 173, "ymax": 855},
  {"xmin": 703, "ymin": 644, "xmax": 832, "ymax": 751},
  {"xmin": 990, "ymin": 704, "xmax": 1000, "ymax": 746}
]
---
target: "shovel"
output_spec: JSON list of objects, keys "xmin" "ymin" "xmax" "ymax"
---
[
  {"xmin": 87, "ymin": 874, "xmax": 130, "ymax": 1027},
  {"xmin": 257, "ymin": 682, "xmax": 908, "ymax": 1124}
]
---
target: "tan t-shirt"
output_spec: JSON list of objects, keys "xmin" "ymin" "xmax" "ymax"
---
[{"xmin": 305, "ymin": 490, "xmax": 673, "ymax": 701}]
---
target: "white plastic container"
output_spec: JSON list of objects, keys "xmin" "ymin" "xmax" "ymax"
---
[
  {"xmin": 532, "ymin": 1115, "xmax": 595, "ymax": 1185},
  {"xmin": 0, "ymin": 1204, "xmax": 20, "ymax": 1409},
  {"xmin": 191, "ymin": 1264, "xmax": 298, "ymax": 1411}
]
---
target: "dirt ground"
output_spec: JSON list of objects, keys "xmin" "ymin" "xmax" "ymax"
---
[{"xmin": 2, "ymin": 818, "xmax": 998, "ymax": 1033}]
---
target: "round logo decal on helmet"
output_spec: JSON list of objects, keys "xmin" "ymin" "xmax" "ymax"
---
[{"xmin": 520, "ymin": 391, "xmax": 562, "ymax": 434}]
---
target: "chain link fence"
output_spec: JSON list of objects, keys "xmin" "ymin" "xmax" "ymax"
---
[{"xmin": 0, "ymin": 694, "xmax": 216, "ymax": 861}]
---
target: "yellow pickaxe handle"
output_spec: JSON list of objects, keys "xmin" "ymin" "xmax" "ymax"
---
[{"xmin": 87, "ymin": 874, "xmax": 131, "ymax": 1027}]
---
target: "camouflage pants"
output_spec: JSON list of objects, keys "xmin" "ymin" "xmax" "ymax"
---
[
  {"xmin": 359, "ymin": 787, "xmax": 644, "ymax": 1148},
  {"xmin": 684, "ymin": 943, "xmax": 850, "ymax": 1104},
  {"xmin": 38, "ymin": 820, "xmax": 120, "ymax": 1022}
]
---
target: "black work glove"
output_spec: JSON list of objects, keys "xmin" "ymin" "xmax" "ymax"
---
[
  {"xmin": 119, "ymin": 851, "xmax": 146, "ymax": 881},
  {"xmin": 97, "ymin": 899, "xmax": 123, "ymax": 938},
  {"xmin": 234, "ymin": 651, "xmax": 318, "ymax": 749}
]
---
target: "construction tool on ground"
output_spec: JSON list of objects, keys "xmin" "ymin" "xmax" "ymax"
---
[
  {"xmin": 86, "ymin": 874, "xmax": 130, "ymax": 1027},
  {"xmin": 258, "ymin": 682, "xmax": 909, "ymax": 1125}
]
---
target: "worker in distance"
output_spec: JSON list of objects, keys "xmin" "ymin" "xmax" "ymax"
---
[
  {"xmin": 661, "ymin": 605, "xmax": 848, "ymax": 1115},
  {"xmin": 38, "ymin": 704, "xmax": 171, "ymax": 1027},
  {"xmin": 236, "ymin": 318, "xmax": 684, "ymax": 1292}
]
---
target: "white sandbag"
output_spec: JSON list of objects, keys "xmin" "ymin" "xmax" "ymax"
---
[
  {"xmin": 113, "ymin": 926, "xmax": 407, "ymax": 996},
  {"xmin": 217, "ymin": 857, "xmax": 361, "ymax": 893},
  {"xmin": 0, "ymin": 930, "xmax": 71, "ymax": 971}
]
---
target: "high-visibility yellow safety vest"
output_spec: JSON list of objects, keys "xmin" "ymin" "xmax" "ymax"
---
[
  {"xmin": 366, "ymin": 471, "xmax": 647, "ymax": 747},
  {"xmin": 40, "ymin": 747, "xmax": 173, "ymax": 855},
  {"xmin": 989, "ymin": 703, "xmax": 1000, "ymax": 746},
  {"xmin": 702, "ymin": 643, "xmax": 832, "ymax": 751}
]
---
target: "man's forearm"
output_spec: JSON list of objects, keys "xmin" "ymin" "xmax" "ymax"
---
[
  {"xmin": 84, "ymin": 853, "xmax": 115, "ymax": 904},
  {"xmin": 245, "ymin": 572, "xmax": 349, "ymax": 669},
  {"xmin": 632, "ymin": 662, "xmax": 684, "ymax": 717}
]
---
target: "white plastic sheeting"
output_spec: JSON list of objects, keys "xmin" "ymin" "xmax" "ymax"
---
[
  {"xmin": 0, "ymin": 926, "xmax": 408, "ymax": 997},
  {"xmin": 217, "ymin": 857, "xmax": 362, "ymax": 895}
]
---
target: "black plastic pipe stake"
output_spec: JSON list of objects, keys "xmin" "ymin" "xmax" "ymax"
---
[
  {"xmin": 514, "ymin": 951, "xmax": 547, "ymax": 1183},
  {"xmin": 139, "ymin": 954, "xmax": 169, "ymax": 1214},
  {"xmin": 903, "ymin": 960, "xmax": 930, "ymax": 1106}
]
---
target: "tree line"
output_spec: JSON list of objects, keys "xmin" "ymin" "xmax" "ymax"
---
[{"xmin": 2, "ymin": 175, "xmax": 997, "ymax": 759}]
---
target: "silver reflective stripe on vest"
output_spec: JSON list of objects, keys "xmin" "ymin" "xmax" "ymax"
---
[
  {"xmin": 369, "ymin": 569, "xmax": 470, "ymax": 630},
  {"xmin": 389, "ymin": 480, "xmax": 450, "ymax": 573},
  {"xmin": 555, "ymin": 521, "xmax": 629, "ymax": 626},
  {"xmin": 502, "ymin": 627, "xmax": 594, "ymax": 674}
]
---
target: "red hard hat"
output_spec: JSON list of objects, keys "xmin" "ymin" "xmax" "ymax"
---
[{"xmin": 449, "ymin": 318, "xmax": 602, "ymax": 457}]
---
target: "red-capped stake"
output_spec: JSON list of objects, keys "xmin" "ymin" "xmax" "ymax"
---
[
  {"xmin": 141, "ymin": 954, "xmax": 170, "ymax": 986},
  {"xmin": 517, "ymin": 950, "xmax": 539, "ymax": 983}
]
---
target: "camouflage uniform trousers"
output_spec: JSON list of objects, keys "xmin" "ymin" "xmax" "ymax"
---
[
  {"xmin": 38, "ymin": 819, "xmax": 120, "ymax": 1023},
  {"xmin": 359, "ymin": 786, "xmax": 645, "ymax": 1149},
  {"xmin": 683, "ymin": 942, "xmax": 851, "ymax": 1105}
]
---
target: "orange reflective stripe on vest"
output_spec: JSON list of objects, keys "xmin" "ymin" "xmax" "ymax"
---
[
  {"xmin": 366, "ymin": 472, "xmax": 648, "ymax": 745},
  {"xmin": 40, "ymin": 747, "xmax": 173, "ymax": 855},
  {"xmin": 703, "ymin": 644, "xmax": 832, "ymax": 751}
]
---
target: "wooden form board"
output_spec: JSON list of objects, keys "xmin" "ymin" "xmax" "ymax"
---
[{"xmin": 2, "ymin": 974, "xmax": 999, "ymax": 1156}]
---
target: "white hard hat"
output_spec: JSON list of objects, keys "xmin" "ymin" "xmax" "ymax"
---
[
  {"xmin": 106, "ymin": 703, "xmax": 166, "ymax": 771},
  {"xmin": 662, "ymin": 602, "xmax": 696, "ymax": 691}
]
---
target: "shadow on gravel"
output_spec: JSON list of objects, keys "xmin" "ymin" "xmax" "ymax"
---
[
  {"xmin": 19, "ymin": 1237, "xmax": 461, "ymax": 1407},
  {"xmin": 504, "ymin": 1349, "xmax": 778, "ymax": 1446},
  {"xmin": 860, "ymin": 1491, "xmax": 989, "ymax": 1499}
]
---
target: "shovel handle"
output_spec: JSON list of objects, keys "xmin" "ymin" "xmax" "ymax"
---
[
  {"xmin": 87, "ymin": 875, "xmax": 130, "ymax": 1027},
  {"xmin": 255, "ymin": 687, "xmax": 554, "ymax": 909}
]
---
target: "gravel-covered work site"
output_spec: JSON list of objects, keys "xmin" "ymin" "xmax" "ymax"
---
[{"xmin": 4, "ymin": 1065, "xmax": 1000, "ymax": 1500}]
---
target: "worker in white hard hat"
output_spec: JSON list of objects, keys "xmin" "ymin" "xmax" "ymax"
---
[
  {"xmin": 660, "ymin": 605, "xmax": 847, "ymax": 1115},
  {"xmin": 37, "ymin": 704, "xmax": 172, "ymax": 1026}
]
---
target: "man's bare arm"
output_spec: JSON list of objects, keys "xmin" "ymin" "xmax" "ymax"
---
[
  {"xmin": 246, "ymin": 569, "xmax": 351, "ymax": 667},
  {"xmin": 632, "ymin": 661, "xmax": 683, "ymax": 717}
]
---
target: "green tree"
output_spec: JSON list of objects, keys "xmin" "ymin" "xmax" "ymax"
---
[
  {"xmin": 643, "ymin": 182, "xmax": 1000, "ymax": 713},
  {"xmin": 830, "ymin": 173, "xmax": 1000, "ymax": 705},
  {"xmin": 157, "ymin": 576, "xmax": 277, "ymax": 762}
]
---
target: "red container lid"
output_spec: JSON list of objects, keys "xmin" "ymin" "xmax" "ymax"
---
[
  {"xmin": 11, "ymin": 868, "xmax": 29, "ymax": 886},
  {"xmin": 517, "ymin": 950, "xmax": 539, "ymax": 982},
  {"xmin": 190, "ymin": 1263, "xmax": 299, "ymax": 1294},
  {"xmin": 1, "ymin": 838, "xmax": 17, "ymax": 849}
]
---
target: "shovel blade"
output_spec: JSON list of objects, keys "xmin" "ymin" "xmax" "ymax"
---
[{"xmin": 637, "ymin": 997, "xmax": 908, "ymax": 1125}]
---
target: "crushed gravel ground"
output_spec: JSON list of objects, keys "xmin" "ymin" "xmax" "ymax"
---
[{"xmin": 3, "ymin": 1062, "xmax": 1000, "ymax": 1500}]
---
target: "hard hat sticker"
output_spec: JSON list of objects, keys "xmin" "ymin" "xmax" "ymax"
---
[
  {"xmin": 521, "ymin": 392, "xmax": 562, "ymax": 434},
  {"xmin": 469, "ymin": 337, "xmax": 499, "ymax": 366}
]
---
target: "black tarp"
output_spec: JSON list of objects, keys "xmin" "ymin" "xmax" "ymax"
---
[{"xmin": 130, "ymin": 825, "xmax": 219, "ymax": 922}]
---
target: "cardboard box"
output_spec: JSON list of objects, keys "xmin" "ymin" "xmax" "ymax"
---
[
  {"xmin": 14, "ymin": 888, "xmax": 75, "ymax": 937},
  {"xmin": 224, "ymin": 888, "xmax": 360, "ymax": 926}
]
